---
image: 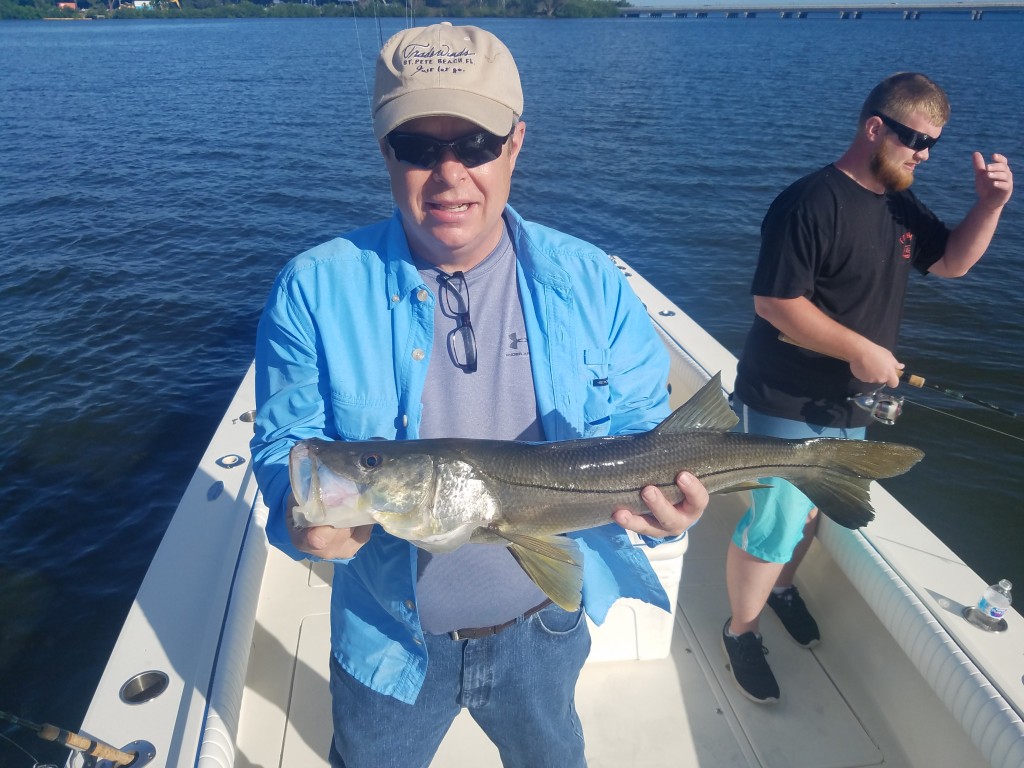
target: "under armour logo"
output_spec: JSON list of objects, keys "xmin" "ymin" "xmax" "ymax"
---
[{"xmin": 508, "ymin": 333, "xmax": 528, "ymax": 350}]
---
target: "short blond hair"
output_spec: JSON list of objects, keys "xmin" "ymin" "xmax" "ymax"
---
[{"xmin": 860, "ymin": 72, "xmax": 950, "ymax": 127}]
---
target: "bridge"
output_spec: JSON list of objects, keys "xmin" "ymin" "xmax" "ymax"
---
[{"xmin": 619, "ymin": 2, "xmax": 1024, "ymax": 18}]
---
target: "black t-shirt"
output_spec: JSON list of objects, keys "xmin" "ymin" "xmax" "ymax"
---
[{"xmin": 735, "ymin": 164, "xmax": 949, "ymax": 427}]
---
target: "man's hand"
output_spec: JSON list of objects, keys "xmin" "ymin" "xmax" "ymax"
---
[
  {"xmin": 849, "ymin": 339, "xmax": 904, "ymax": 389},
  {"xmin": 286, "ymin": 494, "xmax": 373, "ymax": 559},
  {"xmin": 974, "ymin": 152, "xmax": 1013, "ymax": 211},
  {"xmin": 612, "ymin": 471, "xmax": 709, "ymax": 538}
]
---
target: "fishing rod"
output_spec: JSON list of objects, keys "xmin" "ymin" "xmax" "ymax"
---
[
  {"xmin": 777, "ymin": 333, "xmax": 1021, "ymax": 423},
  {"xmin": 899, "ymin": 370, "xmax": 1020, "ymax": 419},
  {"xmin": 0, "ymin": 710, "xmax": 140, "ymax": 767}
]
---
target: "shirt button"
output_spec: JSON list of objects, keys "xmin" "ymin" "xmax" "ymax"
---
[
  {"xmin": 412, "ymin": 348, "xmax": 425, "ymax": 361},
  {"xmin": 391, "ymin": 294, "xmax": 400, "ymax": 303},
  {"xmin": 416, "ymin": 288, "xmax": 429, "ymax": 302},
  {"xmin": 404, "ymin": 600, "xmax": 415, "ymax": 610},
  {"xmin": 402, "ymin": 414, "xmax": 409, "ymax": 427}
]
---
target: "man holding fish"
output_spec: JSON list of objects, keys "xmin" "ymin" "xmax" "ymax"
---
[{"xmin": 251, "ymin": 23, "xmax": 709, "ymax": 768}]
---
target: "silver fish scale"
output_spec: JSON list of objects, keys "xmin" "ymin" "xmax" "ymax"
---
[
  {"xmin": 438, "ymin": 432, "xmax": 922, "ymax": 537},
  {"xmin": 436, "ymin": 432, "xmax": 812, "ymax": 536}
]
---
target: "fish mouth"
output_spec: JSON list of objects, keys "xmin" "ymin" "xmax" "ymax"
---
[{"xmin": 289, "ymin": 442, "xmax": 373, "ymax": 529}]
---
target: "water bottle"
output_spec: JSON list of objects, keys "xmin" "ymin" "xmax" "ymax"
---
[{"xmin": 965, "ymin": 579, "xmax": 1012, "ymax": 631}]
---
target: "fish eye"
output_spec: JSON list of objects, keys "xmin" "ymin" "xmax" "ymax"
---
[{"xmin": 360, "ymin": 452, "xmax": 383, "ymax": 469}]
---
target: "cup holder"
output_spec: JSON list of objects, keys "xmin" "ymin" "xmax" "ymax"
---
[{"xmin": 120, "ymin": 670, "xmax": 170, "ymax": 705}]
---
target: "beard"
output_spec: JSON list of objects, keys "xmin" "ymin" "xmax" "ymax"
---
[{"xmin": 870, "ymin": 143, "xmax": 915, "ymax": 192}]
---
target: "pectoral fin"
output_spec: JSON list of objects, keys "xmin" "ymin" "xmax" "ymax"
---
[{"xmin": 493, "ymin": 532, "xmax": 584, "ymax": 612}]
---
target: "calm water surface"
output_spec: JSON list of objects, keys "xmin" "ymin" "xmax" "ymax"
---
[{"xmin": 1, "ymin": 14, "xmax": 1022, "ymax": 765}]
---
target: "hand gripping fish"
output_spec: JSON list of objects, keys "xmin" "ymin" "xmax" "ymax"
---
[{"xmin": 288, "ymin": 373, "xmax": 924, "ymax": 610}]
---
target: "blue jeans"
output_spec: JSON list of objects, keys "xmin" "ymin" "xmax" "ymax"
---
[
  {"xmin": 731, "ymin": 397, "xmax": 867, "ymax": 563},
  {"xmin": 328, "ymin": 602, "xmax": 591, "ymax": 768}
]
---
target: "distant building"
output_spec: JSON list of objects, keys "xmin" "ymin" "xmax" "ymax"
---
[{"xmin": 57, "ymin": 1, "xmax": 77, "ymax": 8}]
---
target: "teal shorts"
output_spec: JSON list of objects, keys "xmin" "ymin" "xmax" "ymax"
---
[{"xmin": 731, "ymin": 398, "xmax": 866, "ymax": 563}]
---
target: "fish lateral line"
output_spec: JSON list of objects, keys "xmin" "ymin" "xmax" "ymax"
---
[
  {"xmin": 480, "ymin": 457, "xmax": 885, "ymax": 498},
  {"xmin": 471, "ymin": 472, "xmax": 684, "ymax": 496}
]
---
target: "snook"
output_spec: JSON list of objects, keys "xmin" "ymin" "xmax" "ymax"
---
[{"xmin": 289, "ymin": 373, "xmax": 924, "ymax": 610}]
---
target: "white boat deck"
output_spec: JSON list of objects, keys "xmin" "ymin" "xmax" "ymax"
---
[
  {"xmin": 70, "ymin": 256, "xmax": 1024, "ymax": 768},
  {"xmin": 235, "ymin": 489, "xmax": 993, "ymax": 768}
]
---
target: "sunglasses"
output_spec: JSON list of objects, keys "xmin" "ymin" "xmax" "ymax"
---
[
  {"xmin": 872, "ymin": 112, "xmax": 940, "ymax": 152},
  {"xmin": 387, "ymin": 130, "xmax": 511, "ymax": 170}
]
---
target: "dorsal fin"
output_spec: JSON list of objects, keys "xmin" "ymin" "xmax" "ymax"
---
[{"xmin": 652, "ymin": 372, "xmax": 739, "ymax": 435}]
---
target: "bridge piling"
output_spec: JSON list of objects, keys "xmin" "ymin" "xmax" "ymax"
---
[{"xmin": 620, "ymin": 3, "xmax": 1017, "ymax": 19}]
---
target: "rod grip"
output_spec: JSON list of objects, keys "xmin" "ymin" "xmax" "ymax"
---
[
  {"xmin": 903, "ymin": 373, "xmax": 925, "ymax": 388},
  {"xmin": 38, "ymin": 723, "xmax": 136, "ymax": 766}
]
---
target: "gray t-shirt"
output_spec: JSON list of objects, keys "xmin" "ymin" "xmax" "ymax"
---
[{"xmin": 414, "ymin": 223, "xmax": 549, "ymax": 633}]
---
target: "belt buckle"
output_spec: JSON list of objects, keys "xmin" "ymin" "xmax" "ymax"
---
[{"xmin": 448, "ymin": 624, "xmax": 499, "ymax": 641}]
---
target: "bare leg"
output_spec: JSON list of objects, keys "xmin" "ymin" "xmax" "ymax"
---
[{"xmin": 726, "ymin": 542, "xmax": 785, "ymax": 636}]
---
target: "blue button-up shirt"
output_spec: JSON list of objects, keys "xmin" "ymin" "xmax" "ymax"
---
[{"xmin": 252, "ymin": 205, "xmax": 675, "ymax": 703}]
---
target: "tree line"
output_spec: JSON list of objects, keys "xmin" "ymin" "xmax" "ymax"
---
[{"xmin": 1, "ymin": 0, "xmax": 629, "ymax": 20}]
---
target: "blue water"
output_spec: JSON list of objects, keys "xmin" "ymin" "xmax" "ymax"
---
[{"xmin": 1, "ymin": 14, "xmax": 1022, "ymax": 765}]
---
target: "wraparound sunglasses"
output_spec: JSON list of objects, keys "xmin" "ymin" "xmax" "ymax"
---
[
  {"xmin": 872, "ymin": 112, "xmax": 940, "ymax": 152},
  {"xmin": 387, "ymin": 130, "xmax": 511, "ymax": 170}
]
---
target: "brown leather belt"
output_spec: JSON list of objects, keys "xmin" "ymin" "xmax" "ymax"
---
[{"xmin": 448, "ymin": 599, "xmax": 554, "ymax": 641}]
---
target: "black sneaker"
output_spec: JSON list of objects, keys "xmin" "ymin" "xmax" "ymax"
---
[
  {"xmin": 721, "ymin": 619, "xmax": 779, "ymax": 704},
  {"xmin": 767, "ymin": 586, "xmax": 820, "ymax": 648}
]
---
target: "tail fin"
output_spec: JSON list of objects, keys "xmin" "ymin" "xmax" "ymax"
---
[{"xmin": 787, "ymin": 440, "xmax": 924, "ymax": 530}]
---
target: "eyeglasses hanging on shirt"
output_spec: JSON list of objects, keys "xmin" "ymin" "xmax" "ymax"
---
[{"xmin": 437, "ymin": 271, "xmax": 478, "ymax": 373}]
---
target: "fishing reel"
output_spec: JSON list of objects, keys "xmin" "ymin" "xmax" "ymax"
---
[{"xmin": 849, "ymin": 390, "xmax": 905, "ymax": 426}]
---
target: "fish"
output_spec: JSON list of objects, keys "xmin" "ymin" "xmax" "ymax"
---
[{"xmin": 288, "ymin": 373, "xmax": 924, "ymax": 610}]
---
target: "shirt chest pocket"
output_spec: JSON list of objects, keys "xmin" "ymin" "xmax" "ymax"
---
[
  {"xmin": 582, "ymin": 348, "xmax": 612, "ymax": 436},
  {"xmin": 330, "ymin": 392, "xmax": 400, "ymax": 441}
]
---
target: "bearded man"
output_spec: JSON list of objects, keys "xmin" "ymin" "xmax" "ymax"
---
[{"xmin": 721, "ymin": 72, "xmax": 1013, "ymax": 704}]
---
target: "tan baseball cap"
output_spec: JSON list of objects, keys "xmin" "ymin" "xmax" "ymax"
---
[{"xmin": 372, "ymin": 23, "xmax": 523, "ymax": 140}]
